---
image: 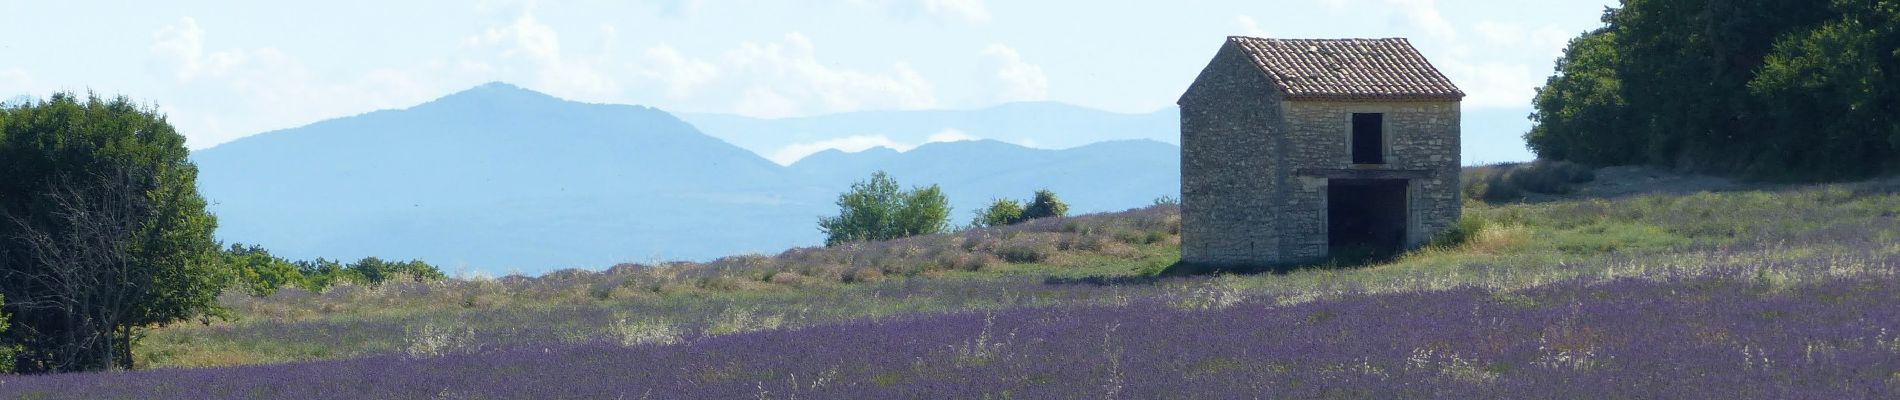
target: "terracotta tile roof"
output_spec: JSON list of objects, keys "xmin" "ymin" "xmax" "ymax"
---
[{"xmin": 1229, "ymin": 37, "xmax": 1464, "ymax": 101}]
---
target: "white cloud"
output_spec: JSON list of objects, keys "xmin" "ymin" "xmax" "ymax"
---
[
  {"xmin": 150, "ymin": 17, "xmax": 252, "ymax": 82},
  {"xmin": 767, "ymin": 128, "xmax": 982, "ymax": 165},
  {"xmin": 980, "ymin": 44, "xmax": 1048, "ymax": 102},
  {"xmin": 146, "ymin": 18, "xmax": 444, "ymax": 149},
  {"xmin": 464, "ymin": 11, "xmax": 619, "ymax": 101},
  {"xmin": 1472, "ymin": 21, "xmax": 1525, "ymax": 46},
  {"xmin": 736, "ymin": 86, "xmax": 799, "ymax": 119},
  {"xmin": 725, "ymin": 32, "xmax": 937, "ymax": 117},
  {"xmin": 1436, "ymin": 59, "xmax": 1541, "ymax": 109},
  {"xmin": 0, "ymin": 68, "xmax": 34, "ymax": 97},
  {"xmin": 1317, "ymin": 0, "xmax": 1350, "ymax": 11},
  {"xmin": 1236, "ymin": 15, "xmax": 1269, "ymax": 37},
  {"xmin": 654, "ymin": 0, "xmax": 704, "ymax": 17},
  {"xmin": 1529, "ymin": 25, "xmax": 1580, "ymax": 58},
  {"xmin": 926, "ymin": 128, "xmax": 979, "ymax": 143},
  {"xmin": 637, "ymin": 44, "xmax": 719, "ymax": 99},
  {"xmin": 768, "ymin": 134, "xmax": 906, "ymax": 165},
  {"xmin": 923, "ymin": 0, "xmax": 991, "ymax": 23},
  {"xmin": 1384, "ymin": 0, "xmax": 1456, "ymax": 40},
  {"xmin": 1474, "ymin": 21, "xmax": 1578, "ymax": 59}
]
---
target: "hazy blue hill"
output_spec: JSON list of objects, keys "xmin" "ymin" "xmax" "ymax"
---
[
  {"xmin": 679, "ymin": 102, "xmax": 1179, "ymax": 160},
  {"xmin": 684, "ymin": 103, "xmax": 1536, "ymax": 168},
  {"xmin": 194, "ymin": 82, "xmax": 817, "ymax": 272},
  {"xmin": 791, "ymin": 139, "xmax": 1180, "ymax": 217},
  {"xmin": 194, "ymin": 83, "xmax": 1182, "ymax": 274}
]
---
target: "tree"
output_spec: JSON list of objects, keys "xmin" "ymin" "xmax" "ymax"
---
[
  {"xmin": 892, "ymin": 185, "xmax": 950, "ymax": 237},
  {"xmin": 817, "ymin": 171, "xmax": 951, "ymax": 245},
  {"xmin": 223, "ymin": 243, "xmax": 306, "ymax": 297},
  {"xmin": 1747, "ymin": 0, "xmax": 1900, "ymax": 178},
  {"xmin": 1526, "ymin": 1, "xmax": 1896, "ymax": 180},
  {"xmin": 346, "ymin": 257, "xmax": 446, "ymax": 284},
  {"xmin": 1526, "ymin": 28, "xmax": 1642, "ymax": 165},
  {"xmin": 1020, "ymin": 189, "xmax": 1069, "ymax": 221},
  {"xmin": 295, "ymin": 257, "xmax": 359, "ymax": 290},
  {"xmin": 0, "ymin": 93, "xmax": 224, "ymax": 372},
  {"xmin": 0, "ymin": 294, "xmax": 14, "ymax": 374},
  {"xmin": 971, "ymin": 198, "xmax": 1025, "ymax": 228}
]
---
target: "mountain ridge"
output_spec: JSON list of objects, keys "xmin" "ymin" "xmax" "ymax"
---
[{"xmin": 191, "ymin": 83, "xmax": 1182, "ymax": 273}]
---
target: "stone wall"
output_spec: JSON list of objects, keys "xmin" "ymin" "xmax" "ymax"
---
[
  {"xmin": 1178, "ymin": 44, "xmax": 1285, "ymax": 266},
  {"xmin": 1280, "ymin": 100, "xmax": 1461, "ymax": 260},
  {"xmin": 1180, "ymin": 43, "xmax": 1462, "ymax": 267}
]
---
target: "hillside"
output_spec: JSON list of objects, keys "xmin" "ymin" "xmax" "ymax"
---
[
  {"xmin": 9, "ymin": 170, "xmax": 1898, "ymax": 398},
  {"xmin": 192, "ymin": 83, "xmax": 1181, "ymax": 273}
]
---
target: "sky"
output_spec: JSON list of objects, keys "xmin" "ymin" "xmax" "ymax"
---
[{"xmin": 0, "ymin": 0, "xmax": 1617, "ymax": 159}]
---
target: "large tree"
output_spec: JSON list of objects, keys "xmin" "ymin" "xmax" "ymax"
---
[
  {"xmin": 1526, "ymin": 0, "xmax": 1900, "ymax": 180},
  {"xmin": 0, "ymin": 93, "xmax": 223, "ymax": 372},
  {"xmin": 1748, "ymin": 0, "xmax": 1900, "ymax": 177}
]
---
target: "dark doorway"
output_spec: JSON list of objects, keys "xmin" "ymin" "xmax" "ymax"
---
[
  {"xmin": 1352, "ymin": 113, "xmax": 1384, "ymax": 164},
  {"xmin": 1328, "ymin": 179, "xmax": 1408, "ymax": 261}
]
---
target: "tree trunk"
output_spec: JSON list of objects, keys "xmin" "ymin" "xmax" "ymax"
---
[{"xmin": 117, "ymin": 324, "xmax": 134, "ymax": 369}]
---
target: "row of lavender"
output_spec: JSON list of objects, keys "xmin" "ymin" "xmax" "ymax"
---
[
  {"xmin": 9, "ymin": 256, "xmax": 1899, "ymax": 398},
  {"xmin": 117, "ymin": 181, "xmax": 1900, "ymax": 369}
]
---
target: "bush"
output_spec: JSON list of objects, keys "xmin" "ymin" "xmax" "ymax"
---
[
  {"xmin": 1020, "ymin": 189, "xmax": 1070, "ymax": 220},
  {"xmin": 347, "ymin": 257, "xmax": 447, "ymax": 284},
  {"xmin": 995, "ymin": 234, "xmax": 1060, "ymax": 263},
  {"xmin": 1463, "ymin": 160, "xmax": 1596, "ymax": 202},
  {"xmin": 1428, "ymin": 216, "xmax": 1489, "ymax": 249},
  {"xmin": 972, "ymin": 189, "xmax": 1069, "ymax": 227},
  {"xmin": 818, "ymin": 171, "xmax": 951, "ymax": 245},
  {"xmin": 971, "ymin": 198, "xmax": 1025, "ymax": 228},
  {"xmin": 223, "ymin": 243, "xmax": 307, "ymax": 296}
]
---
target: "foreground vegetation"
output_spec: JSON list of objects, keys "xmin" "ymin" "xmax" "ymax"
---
[
  {"xmin": 1529, "ymin": 0, "xmax": 1900, "ymax": 179},
  {"xmin": 1, "ymin": 170, "xmax": 1894, "ymax": 397}
]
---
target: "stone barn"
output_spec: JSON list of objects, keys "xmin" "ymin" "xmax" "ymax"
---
[{"xmin": 1178, "ymin": 37, "xmax": 1463, "ymax": 267}]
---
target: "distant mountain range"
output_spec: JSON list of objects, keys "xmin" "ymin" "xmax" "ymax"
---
[
  {"xmin": 192, "ymin": 83, "xmax": 1181, "ymax": 274},
  {"xmin": 678, "ymin": 103, "xmax": 1179, "ymax": 165},
  {"xmin": 679, "ymin": 100, "xmax": 1535, "ymax": 166}
]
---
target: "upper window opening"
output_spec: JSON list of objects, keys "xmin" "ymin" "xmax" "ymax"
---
[{"xmin": 1352, "ymin": 113, "xmax": 1385, "ymax": 164}]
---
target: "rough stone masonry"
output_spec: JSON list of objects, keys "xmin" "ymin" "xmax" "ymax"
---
[{"xmin": 1178, "ymin": 37, "xmax": 1464, "ymax": 267}]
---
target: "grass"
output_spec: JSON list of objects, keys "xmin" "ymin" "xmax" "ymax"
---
[{"xmin": 124, "ymin": 174, "xmax": 1900, "ymax": 370}]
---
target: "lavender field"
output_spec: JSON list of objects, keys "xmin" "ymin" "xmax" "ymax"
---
[
  {"xmin": 5, "ymin": 177, "xmax": 1900, "ymax": 398},
  {"xmin": 9, "ymin": 272, "xmax": 1900, "ymax": 398}
]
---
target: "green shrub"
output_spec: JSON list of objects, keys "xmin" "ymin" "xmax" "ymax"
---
[
  {"xmin": 972, "ymin": 189, "xmax": 1070, "ymax": 227},
  {"xmin": 1463, "ymin": 160, "xmax": 1597, "ymax": 202},
  {"xmin": 1021, "ymin": 189, "xmax": 1070, "ymax": 220},
  {"xmin": 818, "ymin": 171, "xmax": 952, "ymax": 245},
  {"xmin": 971, "ymin": 198, "xmax": 1025, "ymax": 228},
  {"xmin": 347, "ymin": 257, "xmax": 447, "ymax": 284},
  {"xmin": 1428, "ymin": 215, "xmax": 1490, "ymax": 249},
  {"xmin": 223, "ymin": 243, "xmax": 307, "ymax": 296}
]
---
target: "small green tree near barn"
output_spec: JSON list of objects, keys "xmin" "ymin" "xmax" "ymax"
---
[
  {"xmin": 818, "ymin": 171, "xmax": 951, "ymax": 245},
  {"xmin": 0, "ymin": 93, "xmax": 224, "ymax": 372},
  {"xmin": 971, "ymin": 189, "xmax": 1070, "ymax": 227},
  {"xmin": 1020, "ymin": 189, "xmax": 1069, "ymax": 220},
  {"xmin": 970, "ymin": 198, "xmax": 1025, "ymax": 227}
]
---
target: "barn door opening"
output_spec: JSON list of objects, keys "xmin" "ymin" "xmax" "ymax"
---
[{"xmin": 1328, "ymin": 179, "xmax": 1408, "ymax": 262}]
